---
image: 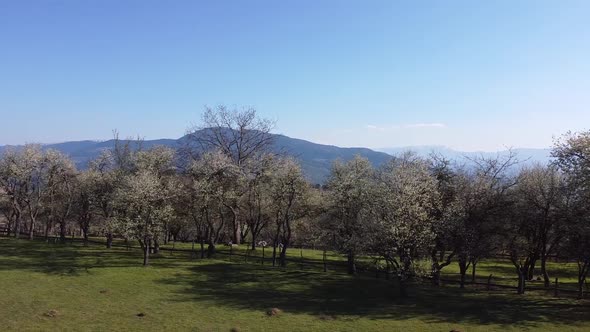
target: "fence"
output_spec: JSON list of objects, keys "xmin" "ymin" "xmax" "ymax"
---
[{"xmin": 3, "ymin": 234, "xmax": 588, "ymax": 297}]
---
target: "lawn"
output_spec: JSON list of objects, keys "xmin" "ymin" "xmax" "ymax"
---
[{"xmin": 1, "ymin": 237, "xmax": 590, "ymax": 331}]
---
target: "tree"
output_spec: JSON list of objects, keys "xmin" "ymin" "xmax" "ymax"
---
[
  {"xmin": 72, "ymin": 170, "xmax": 97, "ymax": 245},
  {"xmin": 325, "ymin": 156, "xmax": 378, "ymax": 274},
  {"xmin": 553, "ymin": 131, "xmax": 590, "ymax": 191},
  {"xmin": 87, "ymin": 151, "xmax": 119, "ymax": 248},
  {"xmin": 113, "ymin": 171, "xmax": 173, "ymax": 265},
  {"xmin": 185, "ymin": 105, "xmax": 275, "ymax": 167},
  {"xmin": 267, "ymin": 157, "xmax": 309, "ymax": 267},
  {"xmin": 184, "ymin": 105, "xmax": 275, "ymax": 244},
  {"xmin": 509, "ymin": 165, "xmax": 568, "ymax": 288},
  {"xmin": 428, "ymin": 154, "xmax": 462, "ymax": 286},
  {"xmin": 374, "ymin": 153, "xmax": 439, "ymax": 297},
  {"xmin": 0, "ymin": 145, "xmax": 44, "ymax": 239},
  {"xmin": 453, "ymin": 151, "xmax": 518, "ymax": 289},
  {"xmin": 241, "ymin": 154, "xmax": 275, "ymax": 250},
  {"xmin": 563, "ymin": 196, "xmax": 590, "ymax": 298},
  {"xmin": 42, "ymin": 150, "xmax": 77, "ymax": 242},
  {"xmin": 189, "ymin": 150, "xmax": 242, "ymax": 257},
  {"xmin": 552, "ymin": 130, "xmax": 590, "ymax": 297}
]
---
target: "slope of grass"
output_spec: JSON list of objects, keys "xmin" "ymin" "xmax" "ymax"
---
[{"xmin": 2, "ymin": 237, "xmax": 590, "ymax": 331}]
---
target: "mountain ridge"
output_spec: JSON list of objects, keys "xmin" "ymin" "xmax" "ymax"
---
[{"xmin": 0, "ymin": 133, "xmax": 551, "ymax": 184}]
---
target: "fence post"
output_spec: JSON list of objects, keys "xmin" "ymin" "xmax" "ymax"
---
[
  {"xmin": 261, "ymin": 246, "xmax": 265, "ymax": 265},
  {"xmin": 554, "ymin": 277, "xmax": 559, "ymax": 297},
  {"xmin": 322, "ymin": 249, "xmax": 327, "ymax": 273},
  {"xmin": 487, "ymin": 274, "xmax": 493, "ymax": 291}
]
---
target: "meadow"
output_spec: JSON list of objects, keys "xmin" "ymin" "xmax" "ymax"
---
[{"xmin": 1, "ymin": 237, "xmax": 590, "ymax": 332}]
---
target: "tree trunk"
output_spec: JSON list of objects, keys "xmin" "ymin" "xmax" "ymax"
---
[
  {"xmin": 458, "ymin": 258, "xmax": 469, "ymax": 289},
  {"xmin": 471, "ymin": 261, "xmax": 477, "ymax": 283},
  {"xmin": 398, "ymin": 275, "xmax": 407, "ymax": 298},
  {"xmin": 142, "ymin": 238, "xmax": 150, "ymax": 266},
  {"xmin": 432, "ymin": 270, "xmax": 441, "ymax": 286},
  {"xmin": 578, "ymin": 261, "xmax": 589, "ymax": 299},
  {"xmin": 207, "ymin": 242, "xmax": 216, "ymax": 258},
  {"xmin": 527, "ymin": 256, "xmax": 537, "ymax": 281},
  {"xmin": 83, "ymin": 232, "xmax": 89, "ymax": 246},
  {"xmin": 163, "ymin": 230, "xmax": 169, "ymax": 245},
  {"xmin": 347, "ymin": 252, "xmax": 356, "ymax": 275},
  {"xmin": 280, "ymin": 243, "xmax": 288, "ymax": 267},
  {"xmin": 28, "ymin": 218, "xmax": 35, "ymax": 240},
  {"xmin": 153, "ymin": 239, "xmax": 160, "ymax": 254},
  {"xmin": 200, "ymin": 238, "xmax": 205, "ymax": 259},
  {"xmin": 13, "ymin": 211, "xmax": 21, "ymax": 239},
  {"xmin": 234, "ymin": 222, "xmax": 241, "ymax": 245},
  {"xmin": 82, "ymin": 224, "xmax": 89, "ymax": 246},
  {"xmin": 517, "ymin": 267, "xmax": 526, "ymax": 294},
  {"xmin": 59, "ymin": 221, "xmax": 67, "ymax": 243},
  {"xmin": 251, "ymin": 233, "xmax": 257, "ymax": 251},
  {"xmin": 541, "ymin": 256, "xmax": 550, "ymax": 287},
  {"xmin": 106, "ymin": 233, "xmax": 113, "ymax": 248},
  {"xmin": 44, "ymin": 219, "xmax": 52, "ymax": 242}
]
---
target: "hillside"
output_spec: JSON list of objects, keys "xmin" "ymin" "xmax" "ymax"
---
[{"xmin": 0, "ymin": 133, "xmax": 551, "ymax": 184}]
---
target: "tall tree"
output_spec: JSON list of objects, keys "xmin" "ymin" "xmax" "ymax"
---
[{"xmin": 184, "ymin": 105, "xmax": 275, "ymax": 244}]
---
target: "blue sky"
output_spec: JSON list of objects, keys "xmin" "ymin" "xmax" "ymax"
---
[{"xmin": 1, "ymin": 1, "xmax": 589, "ymax": 151}]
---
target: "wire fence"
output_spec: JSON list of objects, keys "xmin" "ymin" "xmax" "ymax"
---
[{"xmin": 2, "ymin": 232, "xmax": 587, "ymax": 298}]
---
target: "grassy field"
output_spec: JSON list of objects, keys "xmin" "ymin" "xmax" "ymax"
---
[
  {"xmin": 1, "ymin": 237, "xmax": 590, "ymax": 331},
  {"xmin": 155, "ymin": 239, "xmax": 584, "ymax": 291}
]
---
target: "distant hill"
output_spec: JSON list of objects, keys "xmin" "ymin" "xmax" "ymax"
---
[
  {"xmin": 0, "ymin": 132, "xmax": 391, "ymax": 184},
  {"xmin": 377, "ymin": 146, "xmax": 553, "ymax": 166},
  {"xmin": 0, "ymin": 134, "xmax": 552, "ymax": 184}
]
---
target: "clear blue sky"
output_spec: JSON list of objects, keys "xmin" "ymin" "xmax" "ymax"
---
[{"xmin": 1, "ymin": 0, "xmax": 589, "ymax": 151}]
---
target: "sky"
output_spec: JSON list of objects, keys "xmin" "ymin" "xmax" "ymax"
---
[{"xmin": 1, "ymin": 0, "xmax": 589, "ymax": 151}]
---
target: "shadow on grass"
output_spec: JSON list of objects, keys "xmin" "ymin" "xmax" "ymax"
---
[
  {"xmin": 157, "ymin": 262, "xmax": 590, "ymax": 328},
  {"xmin": 2, "ymin": 237, "xmax": 590, "ymax": 328},
  {"xmin": 0, "ymin": 237, "xmax": 187, "ymax": 275}
]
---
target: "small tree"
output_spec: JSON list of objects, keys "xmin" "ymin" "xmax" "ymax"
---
[
  {"xmin": 42, "ymin": 150, "xmax": 77, "ymax": 243},
  {"xmin": 113, "ymin": 170, "xmax": 173, "ymax": 266},
  {"xmin": 267, "ymin": 157, "xmax": 309, "ymax": 267},
  {"xmin": 374, "ymin": 153, "xmax": 439, "ymax": 297},
  {"xmin": 508, "ymin": 165, "xmax": 568, "ymax": 288},
  {"xmin": 0, "ymin": 145, "xmax": 44, "ymax": 239},
  {"xmin": 325, "ymin": 156, "xmax": 378, "ymax": 274},
  {"xmin": 189, "ymin": 150, "xmax": 242, "ymax": 257}
]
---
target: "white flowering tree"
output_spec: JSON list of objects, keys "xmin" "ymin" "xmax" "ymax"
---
[
  {"xmin": 112, "ymin": 146, "xmax": 176, "ymax": 266},
  {"xmin": 374, "ymin": 153, "xmax": 439, "ymax": 297},
  {"xmin": 325, "ymin": 155, "xmax": 379, "ymax": 274}
]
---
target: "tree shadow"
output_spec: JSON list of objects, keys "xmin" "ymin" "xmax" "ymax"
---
[
  {"xmin": 0, "ymin": 237, "xmax": 187, "ymax": 275},
  {"xmin": 157, "ymin": 262, "xmax": 590, "ymax": 328}
]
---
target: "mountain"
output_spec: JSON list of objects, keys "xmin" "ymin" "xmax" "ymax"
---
[
  {"xmin": 0, "ymin": 134, "xmax": 552, "ymax": 184},
  {"xmin": 0, "ymin": 133, "xmax": 391, "ymax": 184},
  {"xmin": 378, "ymin": 146, "xmax": 553, "ymax": 166}
]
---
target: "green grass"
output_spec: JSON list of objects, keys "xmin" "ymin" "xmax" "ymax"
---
[{"xmin": 2, "ymin": 237, "xmax": 590, "ymax": 331}]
